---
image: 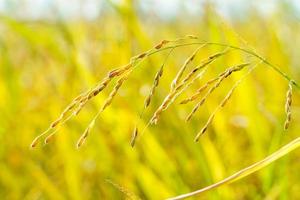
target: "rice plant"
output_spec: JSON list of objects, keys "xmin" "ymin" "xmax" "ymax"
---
[{"xmin": 30, "ymin": 35, "xmax": 299, "ymax": 199}]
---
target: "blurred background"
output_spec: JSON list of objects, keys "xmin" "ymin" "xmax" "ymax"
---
[{"xmin": 0, "ymin": 0, "xmax": 300, "ymax": 199}]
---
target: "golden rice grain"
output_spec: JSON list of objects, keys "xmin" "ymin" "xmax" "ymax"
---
[
  {"xmin": 185, "ymin": 35, "xmax": 199, "ymax": 39},
  {"xmin": 155, "ymin": 40, "xmax": 170, "ymax": 49},
  {"xmin": 76, "ymin": 119, "xmax": 95, "ymax": 148},
  {"xmin": 194, "ymin": 113, "xmax": 215, "ymax": 142},
  {"xmin": 130, "ymin": 126, "xmax": 138, "ymax": 147},
  {"xmin": 284, "ymin": 81, "xmax": 293, "ymax": 130}
]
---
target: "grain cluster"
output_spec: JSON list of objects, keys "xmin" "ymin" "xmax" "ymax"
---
[{"xmin": 31, "ymin": 36, "xmax": 297, "ymax": 148}]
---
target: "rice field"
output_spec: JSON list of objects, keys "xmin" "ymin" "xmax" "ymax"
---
[{"xmin": 0, "ymin": 1, "xmax": 300, "ymax": 199}]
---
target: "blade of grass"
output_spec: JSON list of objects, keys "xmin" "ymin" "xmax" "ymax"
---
[{"xmin": 167, "ymin": 136, "xmax": 300, "ymax": 200}]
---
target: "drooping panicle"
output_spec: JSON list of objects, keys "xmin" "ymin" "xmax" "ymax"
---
[
  {"xmin": 150, "ymin": 49, "xmax": 229, "ymax": 125},
  {"xmin": 185, "ymin": 63, "xmax": 250, "ymax": 121},
  {"xmin": 193, "ymin": 63, "xmax": 258, "ymax": 142}
]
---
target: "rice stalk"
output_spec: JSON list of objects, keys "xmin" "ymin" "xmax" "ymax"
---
[
  {"xmin": 146, "ymin": 39, "xmax": 299, "ymax": 90},
  {"xmin": 31, "ymin": 37, "xmax": 300, "ymax": 148}
]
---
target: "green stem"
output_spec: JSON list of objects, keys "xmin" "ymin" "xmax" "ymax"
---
[{"xmin": 146, "ymin": 41, "xmax": 300, "ymax": 89}]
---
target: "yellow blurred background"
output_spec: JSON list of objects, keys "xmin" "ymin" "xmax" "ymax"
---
[{"xmin": 0, "ymin": 0, "xmax": 300, "ymax": 199}]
